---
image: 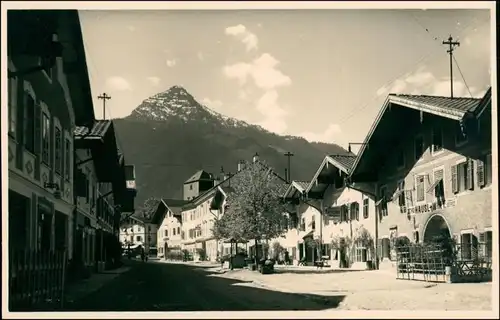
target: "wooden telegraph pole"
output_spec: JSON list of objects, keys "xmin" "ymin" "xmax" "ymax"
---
[
  {"xmin": 442, "ymin": 35, "xmax": 460, "ymax": 99},
  {"xmin": 98, "ymin": 93, "xmax": 112, "ymax": 120},
  {"xmin": 283, "ymin": 151, "xmax": 294, "ymax": 183}
]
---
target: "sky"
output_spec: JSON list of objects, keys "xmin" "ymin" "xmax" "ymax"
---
[{"xmin": 79, "ymin": 7, "xmax": 492, "ymax": 150}]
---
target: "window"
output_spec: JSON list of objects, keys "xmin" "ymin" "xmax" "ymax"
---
[
  {"xmin": 148, "ymin": 225, "xmax": 151, "ymax": 232},
  {"xmin": 136, "ymin": 235, "xmax": 142, "ymax": 242},
  {"xmin": 8, "ymin": 76, "xmax": 18, "ymax": 138},
  {"xmin": 189, "ymin": 184, "xmax": 193, "ymax": 190},
  {"xmin": 164, "ymin": 229, "xmax": 168, "ymax": 237},
  {"xmin": 24, "ymin": 94, "xmax": 36, "ymax": 153},
  {"xmin": 477, "ymin": 154, "xmax": 492, "ymax": 188},
  {"xmin": 173, "ymin": 228, "xmax": 176, "ymax": 236},
  {"xmin": 65, "ymin": 139, "xmax": 71, "ymax": 180},
  {"xmin": 460, "ymin": 232, "xmax": 478, "ymax": 260},
  {"xmin": 396, "ymin": 149, "xmax": 405, "ymax": 168},
  {"xmin": 129, "ymin": 235, "xmax": 133, "ymax": 242},
  {"xmin": 39, "ymin": 56, "xmax": 53, "ymax": 80},
  {"xmin": 433, "ymin": 169, "xmax": 445, "ymax": 205},
  {"xmin": 431, "ymin": 127, "xmax": 444, "ymax": 154},
  {"xmin": 350, "ymin": 202, "xmax": 359, "ymax": 221},
  {"xmin": 311, "ymin": 216, "xmax": 316, "ymax": 230},
  {"xmin": 414, "ymin": 135, "xmax": 424, "ymax": 161},
  {"xmin": 41, "ymin": 113, "xmax": 50, "ymax": 164},
  {"xmin": 455, "ymin": 123, "xmax": 467, "ymax": 146},
  {"xmin": 363, "ymin": 198, "xmax": 369, "ymax": 219},
  {"xmin": 340, "ymin": 204, "xmax": 349, "ymax": 222},
  {"xmin": 397, "ymin": 180, "xmax": 406, "ymax": 208},
  {"xmin": 55, "ymin": 127, "xmax": 62, "ymax": 174},
  {"xmin": 300, "ymin": 218, "xmax": 306, "ymax": 231},
  {"xmin": 480, "ymin": 231, "xmax": 493, "ymax": 260},
  {"xmin": 177, "ymin": 226, "xmax": 180, "ymax": 234},
  {"xmin": 415, "ymin": 175, "xmax": 425, "ymax": 202},
  {"xmin": 377, "ymin": 186, "xmax": 388, "ymax": 217},
  {"xmin": 355, "ymin": 248, "xmax": 367, "ymax": 262},
  {"xmin": 452, "ymin": 159, "xmax": 474, "ymax": 194},
  {"xmin": 137, "ymin": 226, "xmax": 142, "ymax": 232}
]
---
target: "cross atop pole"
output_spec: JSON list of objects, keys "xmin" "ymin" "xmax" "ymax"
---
[
  {"xmin": 442, "ymin": 35, "xmax": 460, "ymax": 99},
  {"xmin": 97, "ymin": 93, "xmax": 112, "ymax": 120}
]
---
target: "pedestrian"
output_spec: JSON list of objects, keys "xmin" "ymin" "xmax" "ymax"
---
[{"xmin": 284, "ymin": 249, "xmax": 290, "ymax": 265}]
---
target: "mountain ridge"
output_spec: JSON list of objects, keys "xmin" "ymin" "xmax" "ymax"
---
[{"xmin": 113, "ymin": 85, "xmax": 350, "ymax": 204}]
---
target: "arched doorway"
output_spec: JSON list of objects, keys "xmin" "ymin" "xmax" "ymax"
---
[{"xmin": 423, "ymin": 214, "xmax": 451, "ymax": 244}]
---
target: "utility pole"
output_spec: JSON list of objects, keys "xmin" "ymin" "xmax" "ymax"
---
[
  {"xmin": 442, "ymin": 35, "xmax": 460, "ymax": 99},
  {"xmin": 98, "ymin": 93, "xmax": 111, "ymax": 120},
  {"xmin": 284, "ymin": 152, "xmax": 294, "ymax": 182}
]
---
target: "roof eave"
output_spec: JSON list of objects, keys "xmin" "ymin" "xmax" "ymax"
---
[
  {"xmin": 388, "ymin": 96, "xmax": 466, "ymax": 121},
  {"xmin": 305, "ymin": 157, "xmax": 329, "ymax": 194}
]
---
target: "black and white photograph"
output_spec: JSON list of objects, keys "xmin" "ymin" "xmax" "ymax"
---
[{"xmin": 2, "ymin": 1, "xmax": 497, "ymax": 318}]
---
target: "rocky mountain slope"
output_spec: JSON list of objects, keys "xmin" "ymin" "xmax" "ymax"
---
[{"xmin": 113, "ymin": 86, "xmax": 350, "ymax": 204}]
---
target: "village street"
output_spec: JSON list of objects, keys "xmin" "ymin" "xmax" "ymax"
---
[
  {"xmin": 62, "ymin": 260, "xmax": 345, "ymax": 311},
  {"xmin": 62, "ymin": 260, "xmax": 492, "ymax": 312}
]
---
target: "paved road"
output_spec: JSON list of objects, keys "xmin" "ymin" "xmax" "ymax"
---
[{"xmin": 63, "ymin": 261, "xmax": 345, "ymax": 311}]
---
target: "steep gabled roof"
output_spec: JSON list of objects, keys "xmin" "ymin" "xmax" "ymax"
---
[
  {"xmin": 349, "ymin": 90, "xmax": 487, "ymax": 181},
  {"xmin": 184, "ymin": 170, "xmax": 213, "ymax": 184},
  {"xmin": 388, "ymin": 94, "xmax": 481, "ymax": 119},
  {"xmin": 305, "ymin": 152, "xmax": 356, "ymax": 194},
  {"xmin": 150, "ymin": 198, "xmax": 188, "ymax": 225}
]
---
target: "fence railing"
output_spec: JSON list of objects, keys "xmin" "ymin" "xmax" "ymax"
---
[
  {"xmin": 9, "ymin": 249, "xmax": 67, "ymax": 311},
  {"xmin": 395, "ymin": 242, "xmax": 492, "ymax": 283}
]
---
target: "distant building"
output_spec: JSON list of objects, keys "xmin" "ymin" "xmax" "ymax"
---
[
  {"xmin": 119, "ymin": 214, "xmax": 157, "ymax": 253},
  {"xmin": 349, "ymin": 89, "xmax": 492, "ymax": 271},
  {"xmin": 183, "ymin": 170, "xmax": 215, "ymax": 201},
  {"xmin": 151, "ymin": 199, "xmax": 188, "ymax": 258}
]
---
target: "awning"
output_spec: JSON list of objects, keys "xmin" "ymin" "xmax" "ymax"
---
[
  {"xmin": 426, "ymin": 178, "xmax": 443, "ymax": 194},
  {"xmin": 302, "ymin": 230, "xmax": 314, "ymax": 239}
]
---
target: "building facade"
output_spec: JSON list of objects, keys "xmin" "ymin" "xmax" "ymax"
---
[
  {"xmin": 151, "ymin": 199, "xmax": 187, "ymax": 258},
  {"xmin": 7, "ymin": 10, "xmax": 95, "ymax": 258},
  {"xmin": 349, "ymin": 91, "xmax": 493, "ymax": 270},
  {"xmin": 119, "ymin": 216, "xmax": 157, "ymax": 253}
]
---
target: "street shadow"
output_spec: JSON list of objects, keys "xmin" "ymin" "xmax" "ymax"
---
[
  {"xmin": 185, "ymin": 265, "xmax": 346, "ymax": 311},
  {"xmin": 58, "ymin": 261, "xmax": 346, "ymax": 312}
]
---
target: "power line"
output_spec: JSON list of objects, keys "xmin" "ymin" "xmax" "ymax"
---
[
  {"xmin": 333, "ymin": 17, "xmax": 489, "ymax": 127},
  {"xmin": 452, "ymin": 55, "xmax": 474, "ymax": 98}
]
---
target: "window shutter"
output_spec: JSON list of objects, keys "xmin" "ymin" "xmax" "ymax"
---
[
  {"xmin": 34, "ymin": 104, "xmax": 41, "ymax": 155},
  {"xmin": 477, "ymin": 158, "xmax": 485, "ymax": 188},
  {"xmin": 466, "ymin": 158, "xmax": 474, "ymax": 190},
  {"xmin": 451, "ymin": 165, "xmax": 459, "ymax": 193}
]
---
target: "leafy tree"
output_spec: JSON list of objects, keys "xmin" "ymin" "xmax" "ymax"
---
[
  {"xmin": 212, "ymin": 160, "xmax": 288, "ymax": 264},
  {"xmin": 120, "ymin": 197, "xmax": 160, "ymax": 223}
]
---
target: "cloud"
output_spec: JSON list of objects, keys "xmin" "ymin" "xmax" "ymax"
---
[
  {"xmin": 254, "ymin": 90, "xmax": 289, "ymax": 134},
  {"xmin": 300, "ymin": 124, "xmax": 343, "ymax": 144},
  {"xmin": 105, "ymin": 76, "xmax": 132, "ymax": 91},
  {"xmin": 201, "ymin": 98, "xmax": 223, "ymax": 111},
  {"xmin": 166, "ymin": 59, "xmax": 177, "ymax": 67},
  {"xmin": 147, "ymin": 76, "xmax": 161, "ymax": 87},
  {"xmin": 464, "ymin": 37, "xmax": 472, "ymax": 46},
  {"xmin": 375, "ymin": 66, "xmax": 485, "ymax": 98},
  {"xmin": 197, "ymin": 51, "xmax": 205, "ymax": 61},
  {"xmin": 225, "ymin": 24, "xmax": 258, "ymax": 51},
  {"xmin": 223, "ymin": 53, "xmax": 292, "ymax": 90}
]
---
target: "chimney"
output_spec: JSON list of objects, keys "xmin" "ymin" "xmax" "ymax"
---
[
  {"xmin": 285, "ymin": 168, "xmax": 288, "ymax": 183},
  {"xmin": 253, "ymin": 152, "xmax": 260, "ymax": 163},
  {"xmin": 237, "ymin": 160, "xmax": 245, "ymax": 172}
]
